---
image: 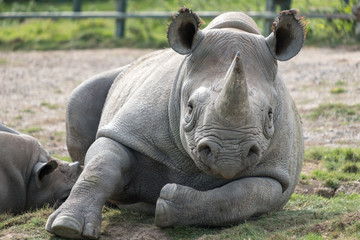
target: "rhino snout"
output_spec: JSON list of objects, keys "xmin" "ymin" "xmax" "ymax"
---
[{"xmin": 196, "ymin": 139, "xmax": 262, "ymax": 179}]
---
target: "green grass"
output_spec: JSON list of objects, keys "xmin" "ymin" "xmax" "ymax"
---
[
  {"xmin": 22, "ymin": 126, "xmax": 43, "ymax": 134},
  {"xmin": 1, "ymin": 146, "xmax": 359, "ymax": 239},
  {"xmin": 22, "ymin": 108, "xmax": 35, "ymax": 114},
  {"xmin": 0, "ymin": 0, "xmax": 358, "ymax": 51},
  {"xmin": 304, "ymin": 146, "xmax": 360, "ymax": 184},
  {"xmin": 40, "ymin": 102, "xmax": 58, "ymax": 110},
  {"xmin": 330, "ymin": 87, "xmax": 346, "ymax": 94},
  {"xmin": 307, "ymin": 103, "xmax": 360, "ymax": 123},
  {"xmin": 1, "ymin": 193, "xmax": 359, "ymax": 240}
]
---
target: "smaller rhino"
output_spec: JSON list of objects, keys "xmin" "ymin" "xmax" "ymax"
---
[{"xmin": 0, "ymin": 123, "xmax": 82, "ymax": 214}]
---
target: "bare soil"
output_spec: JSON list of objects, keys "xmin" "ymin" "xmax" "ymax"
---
[{"xmin": 0, "ymin": 47, "xmax": 360, "ymax": 239}]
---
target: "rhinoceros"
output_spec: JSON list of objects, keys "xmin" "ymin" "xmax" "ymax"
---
[
  {"xmin": 46, "ymin": 8, "xmax": 305, "ymax": 239},
  {"xmin": 0, "ymin": 124, "xmax": 82, "ymax": 214}
]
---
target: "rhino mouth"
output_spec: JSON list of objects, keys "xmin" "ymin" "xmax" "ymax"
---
[{"xmin": 195, "ymin": 140, "xmax": 261, "ymax": 179}]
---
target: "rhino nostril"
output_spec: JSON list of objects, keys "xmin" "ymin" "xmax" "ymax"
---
[
  {"xmin": 199, "ymin": 146, "xmax": 213, "ymax": 162},
  {"xmin": 247, "ymin": 145, "xmax": 260, "ymax": 159}
]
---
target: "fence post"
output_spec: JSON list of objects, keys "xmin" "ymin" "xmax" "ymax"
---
[
  {"xmin": 353, "ymin": 0, "xmax": 360, "ymax": 37},
  {"xmin": 264, "ymin": 0, "xmax": 275, "ymax": 36},
  {"xmin": 73, "ymin": 0, "xmax": 82, "ymax": 12},
  {"xmin": 115, "ymin": 0, "xmax": 127, "ymax": 38}
]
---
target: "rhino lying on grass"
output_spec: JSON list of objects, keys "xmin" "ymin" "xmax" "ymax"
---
[
  {"xmin": 0, "ymin": 123, "xmax": 82, "ymax": 214},
  {"xmin": 46, "ymin": 8, "xmax": 305, "ymax": 239}
]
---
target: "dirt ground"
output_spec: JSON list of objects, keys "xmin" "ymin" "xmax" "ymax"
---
[{"xmin": 0, "ymin": 47, "xmax": 360, "ymax": 239}]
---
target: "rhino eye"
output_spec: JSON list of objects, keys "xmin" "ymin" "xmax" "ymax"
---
[
  {"xmin": 187, "ymin": 102, "xmax": 193, "ymax": 115},
  {"xmin": 184, "ymin": 101, "xmax": 195, "ymax": 128},
  {"xmin": 268, "ymin": 107, "xmax": 273, "ymax": 123},
  {"xmin": 264, "ymin": 107, "xmax": 274, "ymax": 139}
]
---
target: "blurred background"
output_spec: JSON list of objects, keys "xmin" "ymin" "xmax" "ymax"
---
[{"xmin": 0, "ymin": 0, "xmax": 359, "ymax": 50}]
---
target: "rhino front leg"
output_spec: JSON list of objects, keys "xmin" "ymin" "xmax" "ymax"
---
[
  {"xmin": 66, "ymin": 67, "xmax": 124, "ymax": 165},
  {"xmin": 46, "ymin": 137, "xmax": 133, "ymax": 239},
  {"xmin": 155, "ymin": 177, "xmax": 283, "ymax": 227}
]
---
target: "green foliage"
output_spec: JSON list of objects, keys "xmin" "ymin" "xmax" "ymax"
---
[
  {"xmin": 40, "ymin": 101, "xmax": 58, "ymax": 109},
  {"xmin": 22, "ymin": 108, "xmax": 35, "ymax": 114},
  {"xmin": 307, "ymin": 103, "xmax": 360, "ymax": 123},
  {"xmin": 22, "ymin": 126, "xmax": 43, "ymax": 134},
  {"xmin": 0, "ymin": 205, "xmax": 54, "ymax": 239},
  {"xmin": 305, "ymin": 146, "xmax": 360, "ymax": 182},
  {"xmin": 335, "ymin": 80, "xmax": 346, "ymax": 86},
  {"xmin": 330, "ymin": 87, "xmax": 346, "ymax": 94},
  {"xmin": 0, "ymin": 0, "xmax": 358, "ymax": 51},
  {"xmin": 324, "ymin": 178, "xmax": 341, "ymax": 189}
]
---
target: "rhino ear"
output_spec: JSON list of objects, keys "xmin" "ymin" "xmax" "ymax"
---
[
  {"xmin": 167, "ymin": 7, "xmax": 205, "ymax": 55},
  {"xmin": 34, "ymin": 160, "xmax": 58, "ymax": 188},
  {"xmin": 265, "ymin": 9, "xmax": 307, "ymax": 61}
]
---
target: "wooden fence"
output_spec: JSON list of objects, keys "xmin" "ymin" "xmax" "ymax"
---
[{"xmin": 0, "ymin": 0, "xmax": 359, "ymax": 38}]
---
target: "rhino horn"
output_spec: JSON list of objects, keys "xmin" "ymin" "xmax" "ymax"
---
[{"xmin": 215, "ymin": 51, "xmax": 250, "ymax": 124}]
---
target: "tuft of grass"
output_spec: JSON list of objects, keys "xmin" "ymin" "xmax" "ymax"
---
[
  {"xmin": 342, "ymin": 163, "xmax": 359, "ymax": 174},
  {"xmin": 304, "ymin": 146, "xmax": 360, "ymax": 183},
  {"xmin": 22, "ymin": 108, "xmax": 35, "ymax": 114},
  {"xmin": 330, "ymin": 87, "xmax": 346, "ymax": 94},
  {"xmin": 0, "ymin": 205, "xmax": 55, "ymax": 239},
  {"xmin": 40, "ymin": 102, "xmax": 58, "ymax": 110},
  {"xmin": 324, "ymin": 178, "xmax": 341, "ymax": 189},
  {"xmin": 22, "ymin": 126, "xmax": 43, "ymax": 134},
  {"xmin": 335, "ymin": 80, "xmax": 346, "ymax": 86},
  {"xmin": 307, "ymin": 103, "xmax": 360, "ymax": 123}
]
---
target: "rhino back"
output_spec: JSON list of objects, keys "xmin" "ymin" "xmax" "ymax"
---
[{"xmin": 0, "ymin": 133, "xmax": 41, "ymax": 213}]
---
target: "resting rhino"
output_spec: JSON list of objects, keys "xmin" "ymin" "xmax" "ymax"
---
[
  {"xmin": 46, "ymin": 8, "xmax": 305, "ymax": 239},
  {"xmin": 0, "ymin": 123, "xmax": 82, "ymax": 214}
]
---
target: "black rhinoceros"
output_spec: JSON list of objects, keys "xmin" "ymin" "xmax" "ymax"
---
[
  {"xmin": 46, "ymin": 8, "xmax": 305, "ymax": 239},
  {"xmin": 0, "ymin": 124, "xmax": 82, "ymax": 214}
]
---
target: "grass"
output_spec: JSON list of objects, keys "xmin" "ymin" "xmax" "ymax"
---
[
  {"xmin": 304, "ymin": 146, "xmax": 360, "ymax": 186},
  {"xmin": 307, "ymin": 103, "xmax": 360, "ymax": 123},
  {"xmin": 1, "ymin": 146, "xmax": 359, "ymax": 239},
  {"xmin": 330, "ymin": 87, "xmax": 346, "ymax": 94},
  {"xmin": 40, "ymin": 102, "xmax": 58, "ymax": 110},
  {"xmin": 0, "ymin": 0, "xmax": 358, "ymax": 50},
  {"xmin": 22, "ymin": 126, "xmax": 43, "ymax": 134},
  {"xmin": 1, "ymin": 193, "xmax": 359, "ymax": 240}
]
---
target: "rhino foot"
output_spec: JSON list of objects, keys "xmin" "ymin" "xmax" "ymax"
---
[
  {"xmin": 46, "ymin": 202, "xmax": 102, "ymax": 239},
  {"xmin": 155, "ymin": 183, "xmax": 201, "ymax": 227}
]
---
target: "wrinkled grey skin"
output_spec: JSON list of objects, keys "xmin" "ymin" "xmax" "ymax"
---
[
  {"xmin": 46, "ymin": 8, "xmax": 305, "ymax": 239},
  {"xmin": 0, "ymin": 123, "xmax": 82, "ymax": 214}
]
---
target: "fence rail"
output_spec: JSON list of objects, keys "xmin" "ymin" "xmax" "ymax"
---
[{"xmin": 0, "ymin": 11, "xmax": 355, "ymax": 20}]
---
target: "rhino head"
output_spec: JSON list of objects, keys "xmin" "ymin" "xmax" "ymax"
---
[
  {"xmin": 168, "ymin": 8, "xmax": 306, "ymax": 179},
  {"xmin": 26, "ymin": 147, "xmax": 83, "ymax": 210}
]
